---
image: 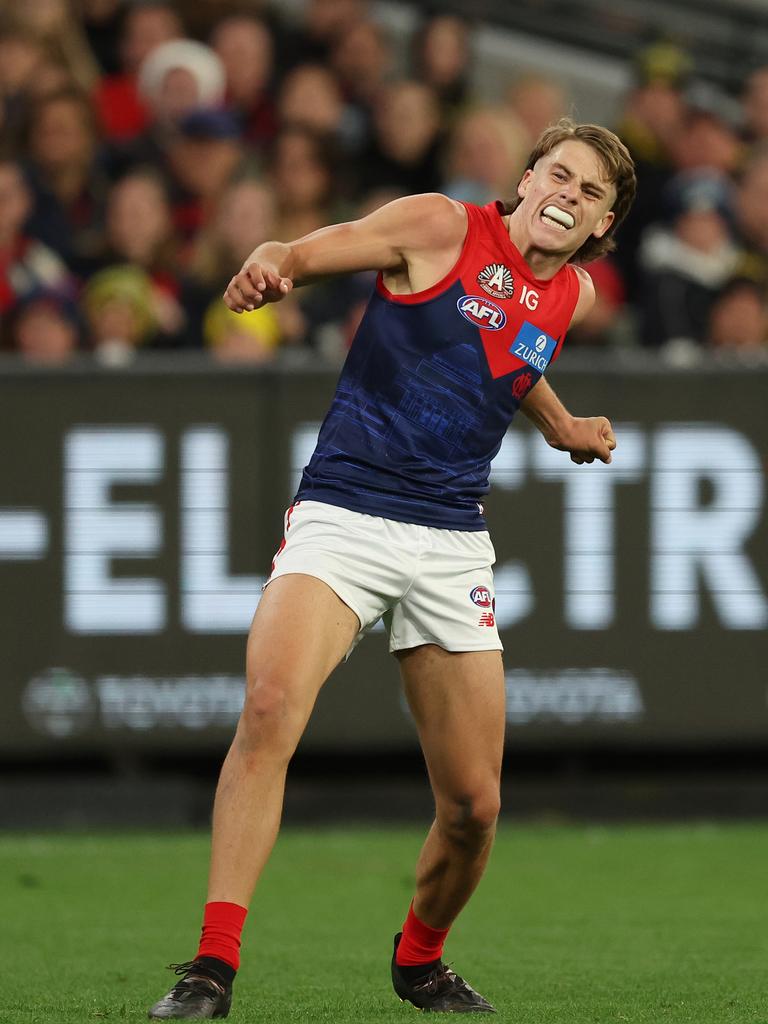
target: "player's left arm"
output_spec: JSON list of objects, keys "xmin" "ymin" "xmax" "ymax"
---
[{"xmin": 519, "ymin": 267, "xmax": 616, "ymax": 465}]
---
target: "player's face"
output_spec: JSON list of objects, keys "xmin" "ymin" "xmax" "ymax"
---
[{"xmin": 516, "ymin": 140, "xmax": 616, "ymax": 256}]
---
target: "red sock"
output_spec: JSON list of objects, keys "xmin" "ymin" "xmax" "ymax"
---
[
  {"xmin": 396, "ymin": 902, "xmax": 450, "ymax": 966},
  {"xmin": 196, "ymin": 901, "xmax": 248, "ymax": 971}
]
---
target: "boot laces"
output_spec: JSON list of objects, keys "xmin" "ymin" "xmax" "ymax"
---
[
  {"xmin": 415, "ymin": 961, "xmax": 461, "ymax": 995},
  {"xmin": 166, "ymin": 961, "xmax": 226, "ymax": 995}
]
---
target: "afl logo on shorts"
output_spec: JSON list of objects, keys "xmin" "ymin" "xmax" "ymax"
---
[
  {"xmin": 470, "ymin": 585, "xmax": 492, "ymax": 608},
  {"xmin": 457, "ymin": 295, "xmax": 507, "ymax": 331}
]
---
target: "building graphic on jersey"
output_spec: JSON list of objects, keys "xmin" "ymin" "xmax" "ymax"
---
[{"xmin": 394, "ymin": 345, "xmax": 484, "ymax": 451}]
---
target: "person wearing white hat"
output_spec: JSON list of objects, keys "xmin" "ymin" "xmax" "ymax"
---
[{"xmin": 138, "ymin": 38, "xmax": 226, "ymax": 125}]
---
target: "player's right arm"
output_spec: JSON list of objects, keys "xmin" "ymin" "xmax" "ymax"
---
[{"xmin": 223, "ymin": 193, "xmax": 468, "ymax": 312}]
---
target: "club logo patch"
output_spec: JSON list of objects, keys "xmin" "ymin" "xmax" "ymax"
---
[
  {"xmin": 470, "ymin": 586, "xmax": 492, "ymax": 608},
  {"xmin": 457, "ymin": 295, "xmax": 506, "ymax": 331},
  {"xmin": 509, "ymin": 321, "xmax": 558, "ymax": 372},
  {"xmin": 511, "ymin": 371, "xmax": 534, "ymax": 400},
  {"xmin": 477, "ymin": 263, "xmax": 514, "ymax": 299}
]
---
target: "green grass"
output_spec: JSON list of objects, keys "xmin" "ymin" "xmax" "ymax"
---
[{"xmin": 1, "ymin": 824, "xmax": 768, "ymax": 1023}]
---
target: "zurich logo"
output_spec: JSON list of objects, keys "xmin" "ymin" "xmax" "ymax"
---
[
  {"xmin": 457, "ymin": 295, "xmax": 507, "ymax": 331},
  {"xmin": 535, "ymin": 335, "xmax": 547, "ymax": 352}
]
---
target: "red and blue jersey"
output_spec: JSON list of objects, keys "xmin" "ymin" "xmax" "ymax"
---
[{"xmin": 295, "ymin": 200, "xmax": 581, "ymax": 530}]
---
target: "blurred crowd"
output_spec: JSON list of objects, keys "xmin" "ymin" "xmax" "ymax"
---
[{"xmin": 1, "ymin": 0, "xmax": 768, "ymax": 366}]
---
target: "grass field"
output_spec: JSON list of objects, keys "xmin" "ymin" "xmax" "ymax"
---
[{"xmin": 2, "ymin": 823, "xmax": 768, "ymax": 1023}]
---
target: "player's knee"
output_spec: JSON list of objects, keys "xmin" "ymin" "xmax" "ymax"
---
[
  {"xmin": 236, "ymin": 673, "xmax": 301, "ymax": 757},
  {"xmin": 438, "ymin": 787, "xmax": 500, "ymax": 848}
]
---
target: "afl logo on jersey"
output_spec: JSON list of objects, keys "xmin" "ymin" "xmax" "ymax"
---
[
  {"xmin": 457, "ymin": 295, "xmax": 507, "ymax": 331},
  {"xmin": 470, "ymin": 585, "xmax": 492, "ymax": 608},
  {"xmin": 477, "ymin": 263, "xmax": 514, "ymax": 299}
]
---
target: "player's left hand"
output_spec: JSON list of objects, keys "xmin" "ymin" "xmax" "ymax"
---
[{"xmin": 553, "ymin": 415, "xmax": 616, "ymax": 465}]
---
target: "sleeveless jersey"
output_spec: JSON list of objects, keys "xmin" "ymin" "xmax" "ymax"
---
[{"xmin": 295, "ymin": 200, "xmax": 581, "ymax": 530}]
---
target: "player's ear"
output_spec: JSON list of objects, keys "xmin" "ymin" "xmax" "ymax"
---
[
  {"xmin": 517, "ymin": 169, "xmax": 532, "ymax": 200},
  {"xmin": 591, "ymin": 209, "xmax": 615, "ymax": 239}
]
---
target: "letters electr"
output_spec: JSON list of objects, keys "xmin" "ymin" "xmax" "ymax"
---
[{"xmin": 56, "ymin": 422, "xmax": 768, "ymax": 635}]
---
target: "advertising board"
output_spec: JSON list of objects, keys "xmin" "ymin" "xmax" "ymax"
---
[{"xmin": 1, "ymin": 363, "xmax": 766, "ymax": 755}]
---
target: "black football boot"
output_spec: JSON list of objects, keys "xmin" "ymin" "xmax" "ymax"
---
[
  {"xmin": 391, "ymin": 933, "xmax": 496, "ymax": 1012},
  {"xmin": 147, "ymin": 960, "xmax": 233, "ymax": 1019}
]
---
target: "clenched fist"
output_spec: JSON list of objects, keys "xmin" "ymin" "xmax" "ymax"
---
[
  {"xmin": 551, "ymin": 415, "xmax": 617, "ymax": 465},
  {"xmin": 223, "ymin": 264, "xmax": 293, "ymax": 313}
]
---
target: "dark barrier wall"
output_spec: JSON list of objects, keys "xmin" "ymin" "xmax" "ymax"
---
[{"xmin": 1, "ymin": 361, "xmax": 766, "ymax": 755}]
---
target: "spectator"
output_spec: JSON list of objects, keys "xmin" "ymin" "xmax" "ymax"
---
[
  {"xmin": 0, "ymin": 25, "xmax": 63, "ymax": 143},
  {"xmin": 184, "ymin": 177, "xmax": 277, "ymax": 344},
  {"xmin": 505, "ymin": 73, "xmax": 567, "ymax": 149},
  {"xmin": 162, "ymin": 109, "xmax": 247, "ymax": 242},
  {"xmin": 619, "ymin": 41, "xmax": 692, "ymax": 157},
  {"xmin": 10, "ymin": 0, "xmax": 101, "ymax": 94},
  {"xmin": 671, "ymin": 82, "xmax": 744, "ymax": 176},
  {"xmin": 211, "ymin": 14, "xmax": 277, "ymax": 148},
  {"xmin": 0, "ymin": 156, "xmax": 73, "ymax": 318},
  {"xmin": 111, "ymin": 37, "xmax": 230, "ymax": 176},
  {"xmin": 277, "ymin": 64, "xmax": 351, "ymax": 144},
  {"xmin": 357, "ymin": 80, "xmax": 443, "ymax": 195},
  {"xmin": 413, "ymin": 14, "xmax": 472, "ymax": 115},
  {"xmin": 189, "ymin": 177, "xmax": 276, "ymax": 285},
  {"xmin": 638, "ymin": 170, "xmax": 742, "ymax": 349},
  {"xmin": 138, "ymin": 38, "xmax": 226, "ymax": 128},
  {"xmin": 330, "ymin": 18, "xmax": 392, "ymax": 113},
  {"xmin": 270, "ymin": 126, "xmax": 338, "ymax": 240},
  {"xmin": 190, "ymin": 176, "xmax": 305, "ymax": 359},
  {"xmin": 203, "ymin": 300, "xmax": 282, "ymax": 364},
  {"xmin": 7, "ymin": 291, "xmax": 81, "ymax": 363},
  {"xmin": 22, "ymin": 86, "xmax": 109, "ymax": 274},
  {"xmin": 443, "ymin": 104, "xmax": 528, "ymax": 205},
  {"xmin": 0, "ymin": 24, "xmax": 46, "ymax": 102},
  {"xmin": 101, "ymin": 169, "xmax": 184, "ymax": 337},
  {"xmin": 82, "ymin": 264, "xmax": 159, "ymax": 363},
  {"xmin": 613, "ymin": 41, "xmax": 690, "ymax": 300},
  {"xmin": 103, "ymin": 168, "xmax": 176, "ymax": 267},
  {"xmin": 708, "ymin": 276, "xmax": 768, "ymax": 351},
  {"xmin": 94, "ymin": 1, "xmax": 184, "ymax": 142}
]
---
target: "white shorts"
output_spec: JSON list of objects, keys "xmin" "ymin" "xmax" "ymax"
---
[{"xmin": 266, "ymin": 500, "xmax": 503, "ymax": 656}]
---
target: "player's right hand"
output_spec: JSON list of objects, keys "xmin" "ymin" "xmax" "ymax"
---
[{"xmin": 223, "ymin": 264, "xmax": 293, "ymax": 313}]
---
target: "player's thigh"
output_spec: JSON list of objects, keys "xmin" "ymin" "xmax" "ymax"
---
[
  {"xmin": 243, "ymin": 572, "xmax": 361, "ymax": 731},
  {"xmin": 398, "ymin": 645, "xmax": 505, "ymax": 813}
]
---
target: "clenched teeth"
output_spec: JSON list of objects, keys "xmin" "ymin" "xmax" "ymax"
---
[{"xmin": 542, "ymin": 205, "xmax": 575, "ymax": 229}]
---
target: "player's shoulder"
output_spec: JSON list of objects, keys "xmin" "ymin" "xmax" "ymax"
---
[
  {"xmin": 569, "ymin": 264, "xmax": 596, "ymax": 325},
  {"xmin": 379, "ymin": 192, "xmax": 468, "ymax": 248},
  {"xmin": 392, "ymin": 192, "xmax": 466, "ymax": 219},
  {"xmin": 571, "ymin": 264, "xmax": 594, "ymax": 290},
  {"xmin": 571, "ymin": 264, "xmax": 596, "ymax": 302}
]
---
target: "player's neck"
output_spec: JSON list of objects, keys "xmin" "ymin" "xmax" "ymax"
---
[{"xmin": 505, "ymin": 216, "xmax": 571, "ymax": 281}]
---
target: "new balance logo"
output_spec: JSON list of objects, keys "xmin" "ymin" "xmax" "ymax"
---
[{"xmin": 478, "ymin": 612, "xmax": 495, "ymax": 627}]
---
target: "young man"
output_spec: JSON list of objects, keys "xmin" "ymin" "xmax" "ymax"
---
[{"xmin": 148, "ymin": 119, "xmax": 636, "ymax": 1019}]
